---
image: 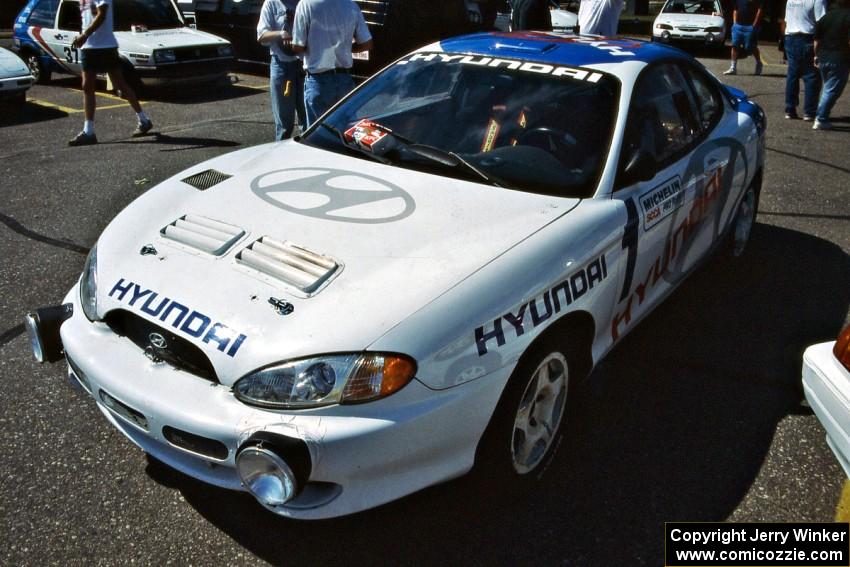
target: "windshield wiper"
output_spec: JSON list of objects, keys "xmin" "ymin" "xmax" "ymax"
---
[
  {"xmin": 363, "ymin": 122, "xmax": 509, "ymax": 188},
  {"xmin": 319, "ymin": 122, "xmax": 391, "ymax": 164}
]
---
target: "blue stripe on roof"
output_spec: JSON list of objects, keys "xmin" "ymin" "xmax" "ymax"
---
[{"xmin": 438, "ymin": 32, "xmax": 688, "ymax": 66}]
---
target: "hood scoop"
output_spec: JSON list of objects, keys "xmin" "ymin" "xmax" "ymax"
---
[
  {"xmin": 236, "ymin": 236, "xmax": 340, "ymax": 296},
  {"xmin": 160, "ymin": 215, "xmax": 245, "ymax": 256}
]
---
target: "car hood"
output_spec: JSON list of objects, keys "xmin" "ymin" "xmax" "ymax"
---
[
  {"xmin": 655, "ymin": 13, "xmax": 724, "ymax": 26},
  {"xmin": 115, "ymin": 27, "xmax": 229, "ymax": 51},
  {"xmin": 94, "ymin": 142, "xmax": 579, "ymax": 384},
  {"xmin": 0, "ymin": 47, "xmax": 29, "ymax": 77}
]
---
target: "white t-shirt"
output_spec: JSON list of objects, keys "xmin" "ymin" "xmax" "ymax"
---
[
  {"xmin": 80, "ymin": 0, "xmax": 118, "ymax": 49},
  {"xmin": 783, "ymin": 0, "xmax": 827, "ymax": 35},
  {"xmin": 292, "ymin": 0, "xmax": 372, "ymax": 73},
  {"xmin": 578, "ymin": 0, "xmax": 624, "ymax": 36},
  {"xmin": 256, "ymin": 0, "xmax": 300, "ymax": 62}
]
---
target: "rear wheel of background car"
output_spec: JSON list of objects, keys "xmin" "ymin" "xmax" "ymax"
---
[
  {"xmin": 25, "ymin": 53, "xmax": 50, "ymax": 84},
  {"xmin": 478, "ymin": 341, "xmax": 580, "ymax": 484},
  {"xmin": 725, "ymin": 182, "xmax": 759, "ymax": 259}
]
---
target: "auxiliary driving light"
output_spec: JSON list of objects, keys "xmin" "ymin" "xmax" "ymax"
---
[
  {"xmin": 236, "ymin": 446, "xmax": 298, "ymax": 507},
  {"xmin": 24, "ymin": 304, "xmax": 73, "ymax": 363}
]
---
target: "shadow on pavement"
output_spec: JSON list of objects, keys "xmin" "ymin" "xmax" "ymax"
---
[
  {"xmin": 0, "ymin": 100, "xmax": 68, "ymax": 126},
  {"xmin": 108, "ymin": 132, "xmax": 241, "ymax": 151},
  {"xmin": 146, "ymin": 222, "xmax": 850, "ymax": 566}
]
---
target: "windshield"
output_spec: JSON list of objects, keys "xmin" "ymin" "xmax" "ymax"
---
[
  {"xmin": 662, "ymin": 0, "xmax": 721, "ymax": 14},
  {"xmin": 114, "ymin": 0, "xmax": 184, "ymax": 30},
  {"xmin": 300, "ymin": 52, "xmax": 620, "ymax": 198}
]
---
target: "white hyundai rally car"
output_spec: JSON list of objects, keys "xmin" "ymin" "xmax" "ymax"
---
[{"xmin": 26, "ymin": 31, "xmax": 766, "ymax": 519}]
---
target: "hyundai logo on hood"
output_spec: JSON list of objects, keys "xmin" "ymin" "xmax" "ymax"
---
[{"xmin": 250, "ymin": 168, "xmax": 416, "ymax": 224}]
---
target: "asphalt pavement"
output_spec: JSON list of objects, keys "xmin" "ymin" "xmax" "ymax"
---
[{"xmin": 0, "ymin": 48, "xmax": 849, "ymax": 566}]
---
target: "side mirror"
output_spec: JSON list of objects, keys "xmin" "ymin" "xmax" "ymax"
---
[{"xmin": 618, "ymin": 148, "xmax": 656, "ymax": 188}]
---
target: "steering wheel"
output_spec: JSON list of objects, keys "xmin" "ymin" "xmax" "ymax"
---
[{"xmin": 515, "ymin": 127, "xmax": 578, "ymax": 157}]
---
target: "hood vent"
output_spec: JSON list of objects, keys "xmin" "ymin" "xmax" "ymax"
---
[
  {"xmin": 160, "ymin": 215, "xmax": 245, "ymax": 256},
  {"xmin": 181, "ymin": 169, "xmax": 232, "ymax": 191},
  {"xmin": 236, "ymin": 237, "xmax": 340, "ymax": 295}
]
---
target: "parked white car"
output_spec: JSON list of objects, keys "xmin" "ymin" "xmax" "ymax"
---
[
  {"xmin": 26, "ymin": 32, "xmax": 765, "ymax": 519},
  {"xmin": 0, "ymin": 47, "xmax": 34, "ymax": 106},
  {"xmin": 652, "ymin": 0, "xmax": 726, "ymax": 47},
  {"xmin": 495, "ymin": 1, "xmax": 579, "ymax": 32},
  {"xmin": 803, "ymin": 324, "xmax": 850, "ymax": 477},
  {"xmin": 13, "ymin": 0, "xmax": 234, "ymax": 88}
]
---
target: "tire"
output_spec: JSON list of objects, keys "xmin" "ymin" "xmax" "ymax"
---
[
  {"xmin": 25, "ymin": 52, "xmax": 50, "ymax": 84},
  {"xmin": 725, "ymin": 180, "xmax": 760, "ymax": 259},
  {"xmin": 477, "ymin": 340, "xmax": 580, "ymax": 482}
]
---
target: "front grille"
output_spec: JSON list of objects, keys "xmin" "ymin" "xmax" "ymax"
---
[
  {"xmin": 173, "ymin": 45, "xmax": 221, "ymax": 62},
  {"xmin": 163, "ymin": 426, "xmax": 228, "ymax": 460},
  {"xmin": 181, "ymin": 169, "xmax": 231, "ymax": 191},
  {"xmin": 105, "ymin": 310, "xmax": 218, "ymax": 383}
]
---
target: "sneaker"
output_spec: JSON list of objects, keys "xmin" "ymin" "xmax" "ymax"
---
[
  {"xmin": 754, "ymin": 60, "xmax": 763, "ymax": 75},
  {"xmin": 723, "ymin": 66, "xmax": 737, "ymax": 75},
  {"xmin": 802, "ymin": 115, "xmax": 815, "ymax": 122},
  {"xmin": 785, "ymin": 111, "xmax": 799, "ymax": 120},
  {"xmin": 132, "ymin": 119, "xmax": 153, "ymax": 138},
  {"xmin": 68, "ymin": 131, "xmax": 98, "ymax": 146},
  {"xmin": 813, "ymin": 119, "xmax": 832, "ymax": 130}
]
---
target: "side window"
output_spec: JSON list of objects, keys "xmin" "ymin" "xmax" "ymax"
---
[
  {"xmin": 57, "ymin": 1, "xmax": 81, "ymax": 31},
  {"xmin": 680, "ymin": 64, "xmax": 724, "ymax": 133},
  {"xmin": 27, "ymin": 0, "xmax": 60, "ymax": 27},
  {"xmin": 623, "ymin": 64, "xmax": 700, "ymax": 170}
]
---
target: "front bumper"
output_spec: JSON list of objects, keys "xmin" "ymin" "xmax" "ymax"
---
[
  {"xmin": 133, "ymin": 58, "xmax": 235, "ymax": 84},
  {"xmin": 56, "ymin": 285, "xmax": 509, "ymax": 519},
  {"xmin": 802, "ymin": 341, "xmax": 850, "ymax": 477},
  {"xmin": 0, "ymin": 73, "xmax": 33, "ymax": 98},
  {"xmin": 652, "ymin": 30, "xmax": 726, "ymax": 44}
]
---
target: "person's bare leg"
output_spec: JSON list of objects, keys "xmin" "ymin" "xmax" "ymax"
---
[
  {"xmin": 108, "ymin": 68, "xmax": 142, "ymax": 112},
  {"xmin": 82, "ymin": 70, "xmax": 97, "ymax": 120}
]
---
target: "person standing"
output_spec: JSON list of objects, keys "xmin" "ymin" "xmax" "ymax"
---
[
  {"xmin": 781, "ymin": 0, "xmax": 827, "ymax": 120},
  {"xmin": 291, "ymin": 0, "xmax": 373, "ymax": 127},
  {"xmin": 813, "ymin": 0, "xmax": 850, "ymax": 129},
  {"xmin": 578, "ymin": 0, "xmax": 624, "ymax": 36},
  {"xmin": 68, "ymin": 0, "xmax": 152, "ymax": 146},
  {"xmin": 724, "ymin": 0, "xmax": 764, "ymax": 75},
  {"xmin": 258, "ymin": 0, "xmax": 306, "ymax": 140},
  {"xmin": 512, "ymin": 0, "xmax": 553, "ymax": 31}
]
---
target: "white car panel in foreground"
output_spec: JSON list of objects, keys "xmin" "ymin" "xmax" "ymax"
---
[
  {"xmin": 26, "ymin": 32, "xmax": 766, "ymax": 519},
  {"xmin": 803, "ymin": 325, "xmax": 850, "ymax": 477}
]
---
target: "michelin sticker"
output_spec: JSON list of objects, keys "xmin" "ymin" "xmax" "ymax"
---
[{"xmin": 640, "ymin": 176, "xmax": 684, "ymax": 231}]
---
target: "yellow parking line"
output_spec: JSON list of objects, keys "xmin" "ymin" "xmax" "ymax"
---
[
  {"xmin": 27, "ymin": 98, "xmax": 83, "ymax": 114},
  {"xmin": 834, "ymin": 479, "xmax": 850, "ymax": 522},
  {"xmin": 236, "ymin": 83, "xmax": 270, "ymax": 91},
  {"xmin": 97, "ymin": 102, "xmax": 134, "ymax": 111}
]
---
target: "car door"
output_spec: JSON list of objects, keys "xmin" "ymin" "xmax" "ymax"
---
[
  {"xmin": 610, "ymin": 62, "xmax": 706, "ymax": 341},
  {"xmin": 50, "ymin": 0, "xmax": 82, "ymax": 74}
]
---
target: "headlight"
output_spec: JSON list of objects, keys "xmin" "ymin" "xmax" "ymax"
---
[
  {"xmin": 656, "ymin": 23, "xmax": 673, "ymax": 30},
  {"xmin": 155, "ymin": 49, "xmax": 176, "ymax": 64},
  {"xmin": 217, "ymin": 44, "xmax": 233, "ymax": 57},
  {"xmin": 79, "ymin": 244, "xmax": 99, "ymax": 321},
  {"xmin": 233, "ymin": 353, "xmax": 417, "ymax": 409}
]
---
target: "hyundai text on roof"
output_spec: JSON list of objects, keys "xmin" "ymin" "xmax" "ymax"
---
[
  {"xmin": 13, "ymin": 0, "xmax": 234, "ymax": 87},
  {"xmin": 26, "ymin": 31, "xmax": 766, "ymax": 519}
]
